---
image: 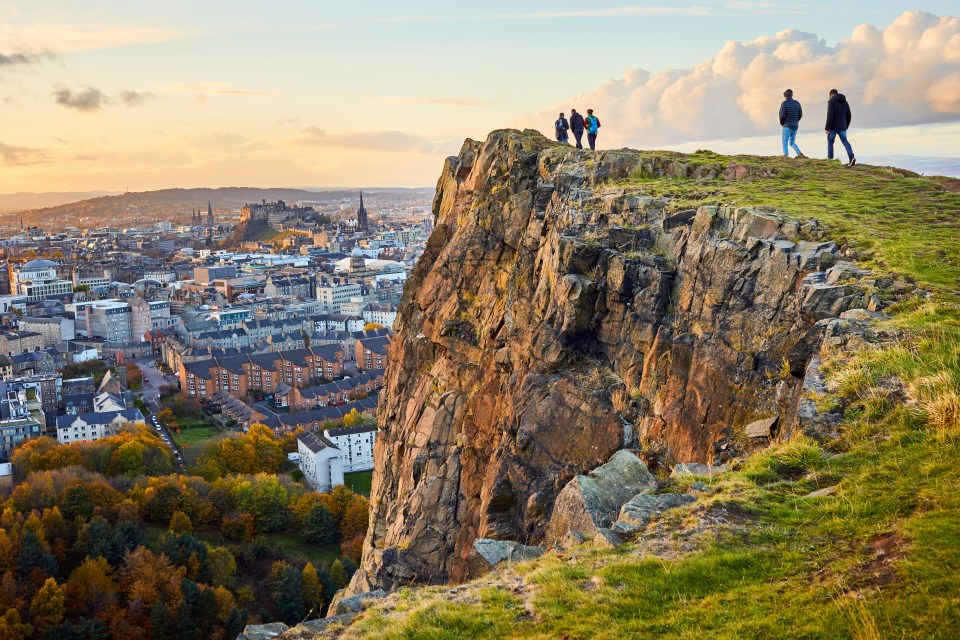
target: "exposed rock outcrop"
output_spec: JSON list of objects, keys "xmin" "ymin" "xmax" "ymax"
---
[{"xmin": 347, "ymin": 129, "xmax": 872, "ymax": 596}]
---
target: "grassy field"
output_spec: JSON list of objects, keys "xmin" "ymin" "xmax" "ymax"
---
[
  {"xmin": 344, "ymin": 470, "xmax": 373, "ymax": 496},
  {"xmin": 170, "ymin": 417, "xmax": 221, "ymax": 447},
  {"xmin": 336, "ymin": 152, "xmax": 960, "ymax": 639}
]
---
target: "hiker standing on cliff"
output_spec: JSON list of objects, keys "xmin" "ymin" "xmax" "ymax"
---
[
  {"xmin": 778, "ymin": 89, "xmax": 805, "ymax": 158},
  {"xmin": 825, "ymin": 89, "xmax": 856, "ymax": 166},
  {"xmin": 585, "ymin": 108, "xmax": 601, "ymax": 150},
  {"xmin": 569, "ymin": 109, "xmax": 585, "ymax": 149},
  {"xmin": 555, "ymin": 112, "xmax": 570, "ymax": 143}
]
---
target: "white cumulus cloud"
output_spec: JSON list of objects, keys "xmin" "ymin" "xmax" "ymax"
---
[{"xmin": 528, "ymin": 11, "xmax": 960, "ymax": 147}]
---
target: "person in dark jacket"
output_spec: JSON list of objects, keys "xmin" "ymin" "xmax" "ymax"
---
[
  {"xmin": 778, "ymin": 89, "xmax": 804, "ymax": 158},
  {"xmin": 555, "ymin": 112, "xmax": 569, "ymax": 143},
  {"xmin": 569, "ymin": 109, "xmax": 585, "ymax": 149},
  {"xmin": 825, "ymin": 89, "xmax": 856, "ymax": 166}
]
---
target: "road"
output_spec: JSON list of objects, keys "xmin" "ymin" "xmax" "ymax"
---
[{"xmin": 133, "ymin": 358, "xmax": 185, "ymax": 471}]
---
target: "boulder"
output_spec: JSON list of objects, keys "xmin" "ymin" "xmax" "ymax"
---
[
  {"xmin": 744, "ymin": 416, "xmax": 779, "ymax": 439},
  {"xmin": 805, "ymin": 486, "xmax": 838, "ymax": 498},
  {"xmin": 671, "ymin": 462, "xmax": 728, "ymax": 477},
  {"xmin": 559, "ymin": 530, "xmax": 589, "ymax": 551},
  {"xmin": 593, "ymin": 528, "xmax": 624, "ymax": 549},
  {"xmin": 237, "ymin": 623, "xmax": 288, "ymax": 640},
  {"xmin": 545, "ymin": 450, "xmax": 656, "ymax": 546},
  {"xmin": 471, "ymin": 538, "xmax": 544, "ymax": 568},
  {"xmin": 616, "ymin": 493, "xmax": 696, "ymax": 530},
  {"xmin": 326, "ymin": 589, "xmax": 387, "ymax": 617}
]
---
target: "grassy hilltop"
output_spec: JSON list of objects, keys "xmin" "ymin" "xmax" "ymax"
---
[{"xmin": 301, "ymin": 152, "xmax": 960, "ymax": 640}]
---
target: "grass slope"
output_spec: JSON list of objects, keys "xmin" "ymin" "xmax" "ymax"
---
[{"xmin": 333, "ymin": 154, "xmax": 960, "ymax": 639}]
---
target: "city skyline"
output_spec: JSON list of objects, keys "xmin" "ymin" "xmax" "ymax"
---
[{"xmin": 1, "ymin": 1, "xmax": 958, "ymax": 192}]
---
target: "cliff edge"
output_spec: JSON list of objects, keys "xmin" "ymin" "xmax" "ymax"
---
[{"xmin": 347, "ymin": 129, "xmax": 879, "ymax": 594}]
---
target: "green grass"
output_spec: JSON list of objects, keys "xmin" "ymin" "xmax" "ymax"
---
[
  {"xmin": 170, "ymin": 417, "xmax": 221, "ymax": 447},
  {"xmin": 332, "ymin": 150, "xmax": 960, "ymax": 639},
  {"xmin": 344, "ymin": 470, "xmax": 373, "ymax": 496}
]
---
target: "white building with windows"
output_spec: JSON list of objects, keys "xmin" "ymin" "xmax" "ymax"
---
[
  {"xmin": 11, "ymin": 259, "xmax": 73, "ymax": 302},
  {"xmin": 54, "ymin": 408, "xmax": 145, "ymax": 444},
  {"xmin": 297, "ymin": 431, "xmax": 344, "ymax": 492},
  {"xmin": 324, "ymin": 424, "xmax": 377, "ymax": 473},
  {"xmin": 75, "ymin": 300, "xmax": 133, "ymax": 342},
  {"xmin": 314, "ymin": 283, "xmax": 361, "ymax": 315}
]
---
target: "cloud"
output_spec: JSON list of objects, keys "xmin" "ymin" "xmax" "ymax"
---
[
  {"xmin": 156, "ymin": 82, "xmax": 278, "ymax": 97},
  {"xmin": 0, "ymin": 142, "xmax": 47, "ymax": 165},
  {"xmin": 0, "ymin": 23, "xmax": 183, "ymax": 53},
  {"xmin": 0, "ymin": 51, "xmax": 43, "ymax": 66},
  {"xmin": 383, "ymin": 96, "xmax": 494, "ymax": 106},
  {"xmin": 526, "ymin": 11, "xmax": 960, "ymax": 147},
  {"xmin": 120, "ymin": 90, "xmax": 156, "ymax": 107},
  {"xmin": 295, "ymin": 126, "xmax": 457, "ymax": 154},
  {"xmin": 52, "ymin": 84, "xmax": 104, "ymax": 112}
]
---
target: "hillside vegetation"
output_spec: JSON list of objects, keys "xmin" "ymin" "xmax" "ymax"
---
[{"xmin": 302, "ymin": 151, "xmax": 960, "ymax": 639}]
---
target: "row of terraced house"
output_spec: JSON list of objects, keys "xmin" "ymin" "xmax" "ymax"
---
[{"xmin": 180, "ymin": 344, "xmax": 345, "ymax": 399}]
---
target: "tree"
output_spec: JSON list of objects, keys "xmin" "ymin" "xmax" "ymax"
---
[
  {"xmin": 17, "ymin": 530, "xmax": 58, "ymax": 579},
  {"xmin": 342, "ymin": 408, "xmax": 364, "ymax": 428},
  {"xmin": 302, "ymin": 503, "xmax": 337, "ymax": 545},
  {"xmin": 115, "ymin": 439, "xmax": 146, "ymax": 476},
  {"xmin": 29, "ymin": 577, "xmax": 66, "ymax": 632},
  {"xmin": 363, "ymin": 322, "xmax": 385, "ymax": 331},
  {"xmin": 148, "ymin": 601, "xmax": 171, "ymax": 640},
  {"xmin": 329, "ymin": 559, "xmax": 348, "ymax": 589},
  {"xmin": 219, "ymin": 513, "xmax": 254, "ymax": 542},
  {"xmin": 340, "ymin": 495, "xmax": 370, "ymax": 542},
  {"xmin": 0, "ymin": 608, "xmax": 32, "ymax": 640},
  {"xmin": 156, "ymin": 409, "xmax": 175, "ymax": 428},
  {"xmin": 173, "ymin": 598, "xmax": 197, "ymax": 640},
  {"xmin": 234, "ymin": 475, "xmax": 288, "ymax": 533},
  {"xmin": 65, "ymin": 557, "xmax": 118, "ymax": 618},
  {"xmin": 223, "ymin": 607, "xmax": 246, "ymax": 640},
  {"xmin": 168, "ymin": 511, "xmax": 193, "ymax": 535},
  {"xmin": 275, "ymin": 565, "xmax": 306, "ymax": 625},
  {"xmin": 301, "ymin": 562, "xmax": 324, "ymax": 616},
  {"xmin": 206, "ymin": 547, "xmax": 236, "ymax": 589}
]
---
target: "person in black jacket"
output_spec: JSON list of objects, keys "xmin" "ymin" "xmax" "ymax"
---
[
  {"xmin": 555, "ymin": 112, "xmax": 569, "ymax": 143},
  {"xmin": 825, "ymin": 89, "xmax": 856, "ymax": 166},
  {"xmin": 569, "ymin": 109, "xmax": 585, "ymax": 149},
  {"xmin": 778, "ymin": 89, "xmax": 805, "ymax": 158}
]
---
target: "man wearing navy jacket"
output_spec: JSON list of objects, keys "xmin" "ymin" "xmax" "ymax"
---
[
  {"xmin": 825, "ymin": 89, "xmax": 856, "ymax": 166},
  {"xmin": 778, "ymin": 89, "xmax": 805, "ymax": 158}
]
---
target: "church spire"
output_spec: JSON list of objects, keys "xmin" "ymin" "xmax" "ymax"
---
[
  {"xmin": 357, "ymin": 191, "xmax": 368, "ymax": 231},
  {"xmin": 207, "ymin": 201, "xmax": 214, "ymax": 226}
]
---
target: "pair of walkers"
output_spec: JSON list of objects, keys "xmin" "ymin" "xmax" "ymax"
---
[
  {"xmin": 555, "ymin": 108, "xmax": 601, "ymax": 150},
  {"xmin": 779, "ymin": 88, "xmax": 856, "ymax": 166}
]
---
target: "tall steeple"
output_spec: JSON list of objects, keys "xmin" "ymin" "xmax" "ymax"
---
[
  {"xmin": 207, "ymin": 201, "xmax": 214, "ymax": 226},
  {"xmin": 357, "ymin": 191, "xmax": 369, "ymax": 231}
]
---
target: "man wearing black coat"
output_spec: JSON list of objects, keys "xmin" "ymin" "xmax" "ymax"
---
[
  {"xmin": 825, "ymin": 89, "xmax": 856, "ymax": 166},
  {"xmin": 569, "ymin": 109, "xmax": 585, "ymax": 149}
]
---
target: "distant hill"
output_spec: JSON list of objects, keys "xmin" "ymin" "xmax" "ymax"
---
[
  {"xmin": 0, "ymin": 190, "xmax": 120, "ymax": 213},
  {"xmin": 0, "ymin": 186, "xmax": 433, "ymax": 232}
]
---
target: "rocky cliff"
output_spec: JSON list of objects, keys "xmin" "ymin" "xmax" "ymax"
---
[{"xmin": 347, "ymin": 129, "xmax": 872, "ymax": 595}]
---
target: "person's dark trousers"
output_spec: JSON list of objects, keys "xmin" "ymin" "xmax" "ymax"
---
[
  {"xmin": 587, "ymin": 133, "xmax": 597, "ymax": 150},
  {"xmin": 573, "ymin": 131, "xmax": 583, "ymax": 149},
  {"xmin": 827, "ymin": 130, "xmax": 854, "ymax": 160}
]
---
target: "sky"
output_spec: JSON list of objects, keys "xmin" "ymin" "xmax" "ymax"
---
[{"xmin": 0, "ymin": 1, "xmax": 958, "ymax": 192}]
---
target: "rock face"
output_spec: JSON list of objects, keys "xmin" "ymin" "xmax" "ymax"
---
[{"xmin": 347, "ymin": 129, "xmax": 868, "ymax": 595}]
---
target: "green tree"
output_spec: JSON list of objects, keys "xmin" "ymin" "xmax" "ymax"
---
[
  {"xmin": 173, "ymin": 597, "xmax": 197, "ymax": 640},
  {"xmin": 329, "ymin": 559, "xmax": 348, "ymax": 589},
  {"xmin": 224, "ymin": 607, "xmax": 246, "ymax": 640},
  {"xmin": 275, "ymin": 565, "xmax": 306, "ymax": 625},
  {"xmin": 115, "ymin": 439, "xmax": 146, "ymax": 476},
  {"xmin": 301, "ymin": 562, "xmax": 324, "ymax": 616},
  {"xmin": 148, "ymin": 600, "xmax": 171, "ymax": 640},
  {"xmin": 206, "ymin": 546, "xmax": 236, "ymax": 589},
  {"xmin": 29, "ymin": 577, "xmax": 65, "ymax": 632},
  {"xmin": 303, "ymin": 503, "xmax": 337, "ymax": 545},
  {"xmin": 235, "ymin": 475, "xmax": 288, "ymax": 533},
  {"xmin": 168, "ymin": 511, "xmax": 193, "ymax": 535}
]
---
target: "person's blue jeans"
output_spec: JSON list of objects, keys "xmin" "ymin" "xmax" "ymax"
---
[
  {"xmin": 587, "ymin": 132, "xmax": 597, "ymax": 150},
  {"xmin": 827, "ymin": 130, "xmax": 854, "ymax": 160},
  {"xmin": 782, "ymin": 127, "xmax": 801, "ymax": 156}
]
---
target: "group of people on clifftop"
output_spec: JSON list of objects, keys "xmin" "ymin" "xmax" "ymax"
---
[
  {"xmin": 553, "ymin": 108, "xmax": 601, "ymax": 150},
  {"xmin": 779, "ymin": 88, "xmax": 856, "ymax": 165},
  {"xmin": 551, "ymin": 89, "xmax": 857, "ymax": 166}
]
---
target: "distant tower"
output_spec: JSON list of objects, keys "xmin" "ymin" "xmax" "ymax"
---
[
  {"xmin": 207, "ymin": 201, "xmax": 214, "ymax": 227},
  {"xmin": 116, "ymin": 351, "xmax": 127, "ymax": 389},
  {"xmin": 357, "ymin": 192, "xmax": 369, "ymax": 231}
]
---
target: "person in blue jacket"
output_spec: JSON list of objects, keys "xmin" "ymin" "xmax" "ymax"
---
[
  {"xmin": 825, "ymin": 89, "xmax": 856, "ymax": 166},
  {"xmin": 584, "ymin": 109, "xmax": 601, "ymax": 150},
  {"xmin": 778, "ymin": 89, "xmax": 805, "ymax": 158}
]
